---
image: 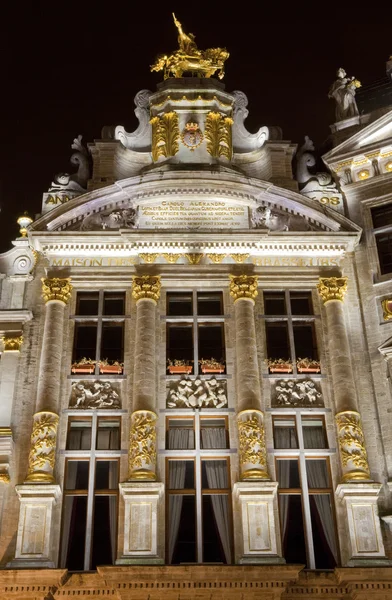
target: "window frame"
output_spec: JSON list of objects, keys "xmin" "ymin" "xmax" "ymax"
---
[{"xmin": 369, "ymin": 200, "xmax": 392, "ymax": 278}]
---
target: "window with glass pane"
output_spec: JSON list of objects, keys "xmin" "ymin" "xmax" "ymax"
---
[
  {"xmin": 263, "ymin": 290, "xmax": 318, "ymax": 373},
  {"xmin": 61, "ymin": 414, "xmax": 120, "ymax": 571},
  {"xmin": 166, "ymin": 416, "xmax": 232, "ymax": 564},
  {"xmin": 72, "ymin": 291, "xmax": 126, "ymax": 374},
  {"xmin": 371, "ymin": 203, "xmax": 392, "ymax": 275},
  {"xmin": 166, "ymin": 290, "xmax": 225, "ymax": 375},
  {"xmin": 273, "ymin": 413, "xmax": 338, "ymax": 569}
]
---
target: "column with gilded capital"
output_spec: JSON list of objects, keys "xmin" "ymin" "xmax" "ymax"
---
[
  {"xmin": 118, "ymin": 275, "xmax": 164, "ymax": 564},
  {"xmin": 230, "ymin": 275, "xmax": 283, "ymax": 564},
  {"xmin": 318, "ymin": 277, "xmax": 389, "ymax": 566}
]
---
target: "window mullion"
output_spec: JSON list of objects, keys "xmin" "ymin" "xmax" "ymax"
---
[
  {"xmin": 297, "ymin": 413, "xmax": 316, "ymax": 569},
  {"xmin": 84, "ymin": 413, "xmax": 98, "ymax": 570},
  {"xmin": 94, "ymin": 291, "xmax": 104, "ymax": 374},
  {"xmin": 195, "ymin": 413, "xmax": 203, "ymax": 563},
  {"xmin": 193, "ymin": 289, "xmax": 199, "ymax": 376},
  {"xmin": 286, "ymin": 291, "xmax": 297, "ymax": 374}
]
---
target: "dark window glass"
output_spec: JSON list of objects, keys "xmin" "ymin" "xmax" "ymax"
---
[
  {"xmin": 376, "ymin": 233, "xmax": 392, "ymax": 275},
  {"xmin": 76, "ymin": 292, "xmax": 99, "ymax": 316},
  {"xmin": 95, "ymin": 461, "xmax": 118, "ymax": 490},
  {"xmin": 201, "ymin": 460, "xmax": 229, "ymax": 489},
  {"xmin": 202, "ymin": 495, "xmax": 230, "ymax": 563},
  {"xmin": 198, "ymin": 324, "xmax": 225, "ymax": 363},
  {"xmin": 167, "ymin": 324, "xmax": 193, "ymax": 362},
  {"xmin": 265, "ymin": 322, "xmax": 290, "ymax": 359},
  {"xmin": 101, "ymin": 323, "xmax": 124, "ymax": 363},
  {"xmin": 306, "ymin": 460, "xmax": 330, "ymax": 488},
  {"xmin": 276, "ymin": 459, "xmax": 301, "ymax": 489},
  {"xmin": 63, "ymin": 496, "xmax": 88, "ymax": 570},
  {"xmin": 67, "ymin": 421, "xmax": 92, "ymax": 450},
  {"xmin": 273, "ymin": 419, "xmax": 298, "ymax": 449},
  {"xmin": 167, "ymin": 293, "xmax": 193, "ymax": 316},
  {"xmin": 264, "ymin": 292, "xmax": 286, "ymax": 315},
  {"xmin": 372, "ymin": 203, "xmax": 392, "ymax": 228},
  {"xmin": 96, "ymin": 419, "xmax": 120, "ymax": 450},
  {"xmin": 169, "ymin": 495, "xmax": 196, "ymax": 564},
  {"xmin": 91, "ymin": 496, "xmax": 117, "ymax": 569},
  {"xmin": 197, "ymin": 292, "xmax": 223, "ymax": 316},
  {"xmin": 65, "ymin": 461, "xmax": 89, "ymax": 490},
  {"xmin": 290, "ymin": 292, "xmax": 313, "ymax": 315},
  {"xmin": 293, "ymin": 323, "xmax": 317, "ymax": 360},
  {"xmin": 279, "ymin": 495, "xmax": 307, "ymax": 565},
  {"xmin": 103, "ymin": 292, "xmax": 125, "ymax": 316},
  {"xmin": 73, "ymin": 324, "xmax": 97, "ymax": 362},
  {"xmin": 309, "ymin": 495, "xmax": 337, "ymax": 569},
  {"xmin": 168, "ymin": 460, "xmax": 195, "ymax": 489},
  {"xmin": 302, "ymin": 419, "xmax": 328, "ymax": 449},
  {"xmin": 200, "ymin": 419, "xmax": 228, "ymax": 449}
]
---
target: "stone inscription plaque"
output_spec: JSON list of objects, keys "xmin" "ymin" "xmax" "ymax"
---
[
  {"xmin": 138, "ymin": 200, "xmax": 249, "ymax": 230},
  {"xmin": 247, "ymin": 502, "xmax": 271, "ymax": 552}
]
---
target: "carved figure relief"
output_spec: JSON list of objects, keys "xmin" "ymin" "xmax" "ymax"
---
[
  {"xmin": 167, "ymin": 377, "xmax": 228, "ymax": 408},
  {"xmin": 80, "ymin": 207, "xmax": 137, "ymax": 231},
  {"xmin": 273, "ymin": 379, "xmax": 323, "ymax": 407},
  {"xmin": 70, "ymin": 381, "xmax": 121, "ymax": 409},
  {"xmin": 251, "ymin": 206, "xmax": 316, "ymax": 231}
]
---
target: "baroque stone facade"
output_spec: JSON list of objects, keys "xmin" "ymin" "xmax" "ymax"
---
[{"xmin": 1, "ymin": 16, "xmax": 392, "ymax": 599}]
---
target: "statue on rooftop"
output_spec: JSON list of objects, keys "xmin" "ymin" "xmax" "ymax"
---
[
  {"xmin": 328, "ymin": 68, "xmax": 361, "ymax": 122},
  {"xmin": 151, "ymin": 14, "xmax": 229, "ymax": 80}
]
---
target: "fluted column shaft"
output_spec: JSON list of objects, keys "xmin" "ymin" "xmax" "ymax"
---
[
  {"xmin": 318, "ymin": 277, "xmax": 371, "ymax": 482},
  {"xmin": 128, "ymin": 275, "xmax": 161, "ymax": 481},
  {"xmin": 230, "ymin": 275, "xmax": 269, "ymax": 481},
  {"xmin": 25, "ymin": 278, "xmax": 72, "ymax": 483}
]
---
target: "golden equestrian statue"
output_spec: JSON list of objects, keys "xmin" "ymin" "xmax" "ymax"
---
[{"xmin": 151, "ymin": 13, "xmax": 229, "ymax": 80}]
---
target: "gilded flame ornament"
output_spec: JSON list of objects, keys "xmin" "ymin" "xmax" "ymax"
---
[
  {"xmin": 128, "ymin": 410, "xmax": 157, "ymax": 480},
  {"xmin": 205, "ymin": 112, "xmax": 233, "ymax": 159},
  {"xmin": 151, "ymin": 14, "xmax": 229, "ymax": 80},
  {"xmin": 150, "ymin": 112, "xmax": 179, "ymax": 161}
]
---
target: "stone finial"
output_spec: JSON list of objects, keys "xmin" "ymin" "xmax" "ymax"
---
[
  {"xmin": 2, "ymin": 335, "xmax": 23, "ymax": 352},
  {"xmin": 132, "ymin": 275, "xmax": 161, "ymax": 303},
  {"xmin": 41, "ymin": 278, "xmax": 72, "ymax": 304},
  {"xmin": 229, "ymin": 275, "xmax": 258, "ymax": 302},
  {"xmin": 317, "ymin": 277, "xmax": 348, "ymax": 303}
]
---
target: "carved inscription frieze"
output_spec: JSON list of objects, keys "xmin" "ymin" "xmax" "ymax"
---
[
  {"xmin": 70, "ymin": 381, "xmax": 121, "ymax": 409},
  {"xmin": 167, "ymin": 377, "xmax": 228, "ymax": 408},
  {"xmin": 273, "ymin": 379, "xmax": 323, "ymax": 407}
]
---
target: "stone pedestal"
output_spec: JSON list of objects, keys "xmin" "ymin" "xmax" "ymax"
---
[
  {"xmin": 8, "ymin": 484, "xmax": 61, "ymax": 568},
  {"xmin": 336, "ymin": 483, "xmax": 391, "ymax": 566},
  {"xmin": 233, "ymin": 481, "xmax": 284, "ymax": 564},
  {"xmin": 117, "ymin": 482, "xmax": 164, "ymax": 564}
]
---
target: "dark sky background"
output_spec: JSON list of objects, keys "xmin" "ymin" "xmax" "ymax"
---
[{"xmin": 1, "ymin": 2, "xmax": 391, "ymax": 251}]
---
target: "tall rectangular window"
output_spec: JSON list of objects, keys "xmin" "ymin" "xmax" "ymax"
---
[
  {"xmin": 60, "ymin": 414, "xmax": 121, "ymax": 571},
  {"xmin": 371, "ymin": 203, "xmax": 392, "ymax": 275},
  {"xmin": 72, "ymin": 291, "xmax": 125, "ymax": 375}
]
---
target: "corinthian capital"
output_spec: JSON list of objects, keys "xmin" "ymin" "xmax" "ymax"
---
[
  {"xmin": 317, "ymin": 277, "xmax": 347, "ymax": 303},
  {"xmin": 132, "ymin": 275, "xmax": 161, "ymax": 303},
  {"xmin": 2, "ymin": 335, "xmax": 23, "ymax": 352},
  {"xmin": 41, "ymin": 278, "xmax": 72, "ymax": 304},
  {"xmin": 229, "ymin": 274, "xmax": 258, "ymax": 302}
]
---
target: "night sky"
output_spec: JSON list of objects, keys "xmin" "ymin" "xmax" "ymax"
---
[{"xmin": 1, "ymin": 3, "xmax": 391, "ymax": 252}]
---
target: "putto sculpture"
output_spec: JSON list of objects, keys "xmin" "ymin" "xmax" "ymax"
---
[
  {"xmin": 328, "ymin": 68, "xmax": 361, "ymax": 122},
  {"xmin": 151, "ymin": 13, "xmax": 229, "ymax": 80}
]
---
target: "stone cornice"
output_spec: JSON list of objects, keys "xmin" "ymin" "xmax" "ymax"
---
[{"xmin": 0, "ymin": 310, "xmax": 33, "ymax": 325}]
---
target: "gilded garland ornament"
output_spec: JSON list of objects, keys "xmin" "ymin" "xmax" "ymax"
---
[
  {"xmin": 229, "ymin": 274, "xmax": 258, "ymax": 302},
  {"xmin": 162, "ymin": 253, "xmax": 183, "ymax": 264},
  {"xmin": 41, "ymin": 277, "xmax": 72, "ymax": 304},
  {"xmin": 150, "ymin": 112, "xmax": 179, "ymax": 161},
  {"xmin": 139, "ymin": 253, "xmax": 159, "ymax": 264},
  {"xmin": 25, "ymin": 412, "xmax": 59, "ymax": 483},
  {"xmin": 317, "ymin": 277, "xmax": 348, "ymax": 303},
  {"xmin": 181, "ymin": 121, "xmax": 204, "ymax": 151},
  {"xmin": 185, "ymin": 253, "xmax": 203, "ymax": 265},
  {"xmin": 207, "ymin": 253, "xmax": 226, "ymax": 264},
  {"xmin": 335, "ymin": 410, "xmax": 371, "ymax": 481},
  {"xmin": 129, "ymin": 410, "xmax": 157, "ymax": 480},
  {"xmin": 237, "ymin": 410, "xmax": 269, "ymax": 480},
  {"xmin": 2, "ymin": 335, "xmax": 23, "ymax": 352},
  {"xmin": 132, "ymin": 275, "xmax": 161, "ymax": 303},
  {"xmin": 205, "ymin": 112, "xmax": 233, "ymax": 159}
]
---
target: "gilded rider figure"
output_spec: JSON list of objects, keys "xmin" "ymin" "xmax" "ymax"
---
[{"xmin": 172, "ymin": 13, "xmax": 199, "ymax": 55}]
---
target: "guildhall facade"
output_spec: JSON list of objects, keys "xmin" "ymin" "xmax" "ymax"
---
[{"xmin": 1, "ymin": 19, "xmax": 392, "ymax": 600}]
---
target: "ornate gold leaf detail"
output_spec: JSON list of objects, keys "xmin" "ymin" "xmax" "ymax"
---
[
  {"xmin": 129, "ymin": 410, "xmax": 157, "ymax": 480},
  {"xmin": 139, "ymin": 253, "xmax": 159, "ymax": 264},
  {"xmin": 2, "ymin": 335, "xmax": 23, "ymax": 352},
  {"xmin": 25, "ymin": 412, "xmax": 59, "ymax": 483},
  {"xmin": 317, "ymin": 277, "xmax": 348, "ymax": 303},
  {"xmin": 0, "ymin": 472, "xmax": 10, "ymax": 484},
  {"xmin": 162, "ymin": 253, "xmax": 182, "ymax": 264},
  {"xmin": 230, "ymin": 253, "xmax": 250, "ymax": 264},
  {"xmin": 185, "ymin": 253, "xmax": 203, "ymax": 265},
  {"xmin": 237, "ymin": 410, "xmax": 268, "ymax": 480},
  {"xmin": 229, "ymin": 274, "xmax": 258, "ymax": 302},
  {"xmin": 207, "ymin": 253, "xmax": 225, "ymax": 264},
  {"xmin": 336, "ymin": 411, "xmax": 371, "ymax": 481},
  {"xmin": 382, "ymin": 298, "xmax": 392, "ymax": 321},
  {"xmin": 150, "ymin": 111, "xmax": 179, "ymax": 161},
  {"xmin": 132, "ymin": 275, "xmax": 161, "ymax": 303},
  {"xmin": 205, "ymin": 112, "xmax": 233, "ymax": 159},
  {"xmin": 41, "ymin": 278, "xmax": 72, "ymax": 305}
]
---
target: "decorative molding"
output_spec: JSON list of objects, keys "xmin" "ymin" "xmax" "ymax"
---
[
  {"xmin": 237, "ymin": 409, "xmax": 269, "ymax": 480},
  {"xmin": 132, "ymin": 275, "xmax": 161, "ymax": 303},
  {"xmin": 167, "ymin": 377, "xmax": 227, "ymax": 408},
  {"xmin": 273, "ymin": 379, "xmax": 323, "ymax": 407},
  {"xmin": 162, "ymin": 253, "xmax": 182, "ymax": 264},
  {"xmin": 139, "ymin": 253, "xmax": 159, "ymax": 264},
  {"xmin": 317, "ymin": 276, "xmax": 348, "ymax": 303},
  {"xmin": 128, "ymin": 410, "xmax": 157, "ymax": 481},
  {"xmin": 230, "ymin": 253, "xmax": 249, "ymax": 263},
  {"xmin": 335, "ymin": 410, "xmax": 371, "ymax": 482},
  {"xmin": 25, "ymin": 412, "xmax": 59, "ymax": 483},
  {"xmin": 185, "ymin": 253, "xmax": 203, "ymax": 265},
  {"xmin": 150, "ymin": 112, "xmax": 179, "ymax": 161},
  {"xmin": 205, "ymin": 112, "xmax": 233, "ymax": 159},
  {"xmin": 70, "ymin": 381, "xmax": 121, "ymax": 409},
  {"xmin": 382, "ymin": 298, "xmax": 392, "ymax": 321},
  {"xmin": 229, "ymin": 274, "xmax": 258, "ymax": 302},
  {"xmin": 41, "ymin": 277, "xmax": 72, "ymax": 304},
  {"xmin": 2, "ymin": 335, "xmax": 23, "ymax": 352},
  {"xmin": 207, "ymin": 253, "xmax": 225, "ymax": 264}
]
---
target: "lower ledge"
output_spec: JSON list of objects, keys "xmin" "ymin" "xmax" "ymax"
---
[
  {"xmin": 115, "ymin": 557, "xmax": 165, "ymax": 565},
  {"xmin": 239, "ymin": 556, "xmax": 286, "ymax": 565},
  {"xmin": 6, "ymin": 559, "xmax": 56, "ymax": 569},
  {"xmin": 346, "ymin": 557, "xmax": 392, "ymax": 567}
]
